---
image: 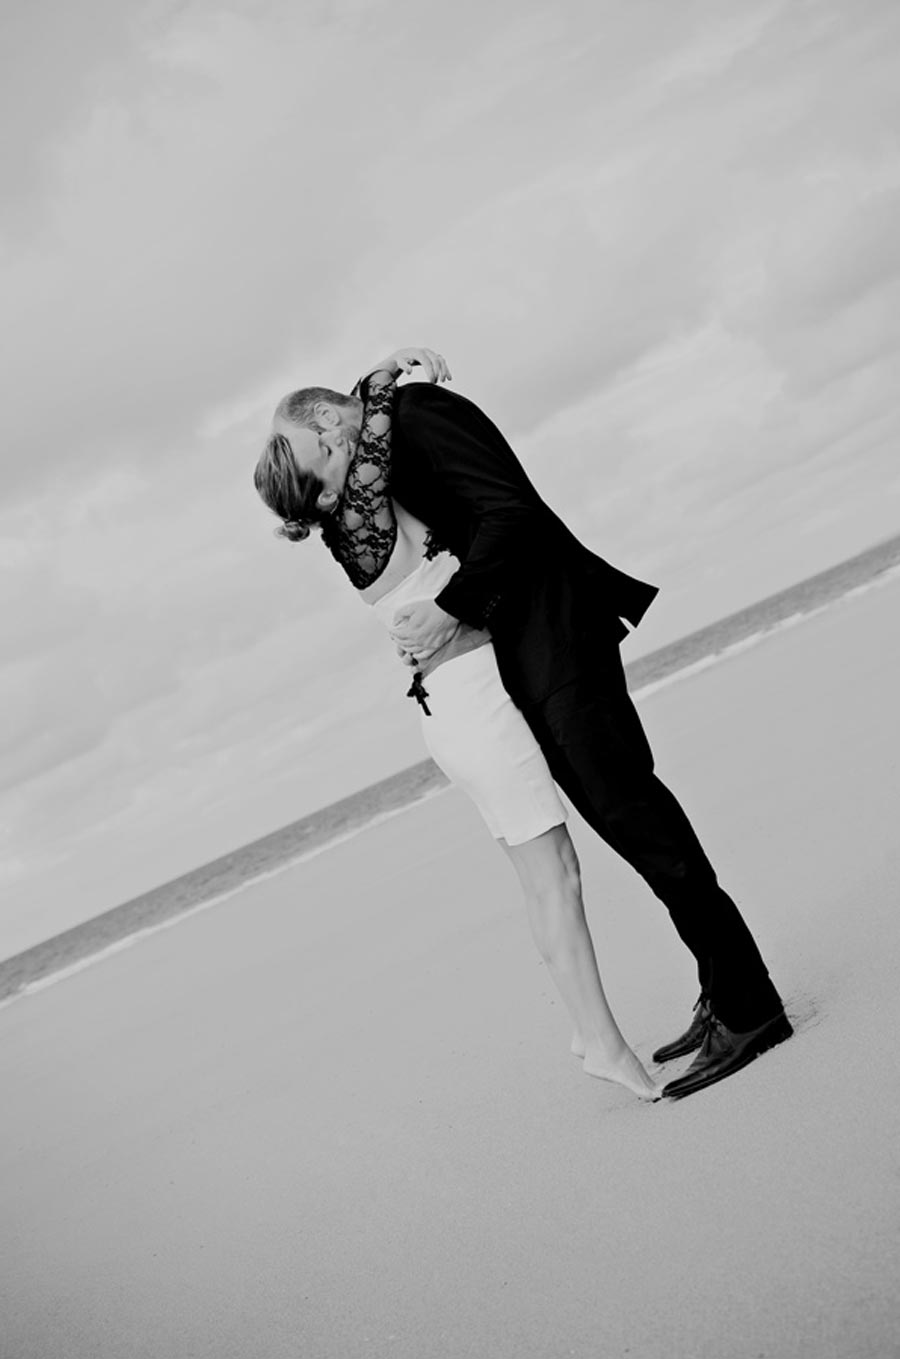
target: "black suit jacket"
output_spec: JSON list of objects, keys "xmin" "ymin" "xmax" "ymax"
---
[{"xmin": 389, "ymin": 382, "xmax": 659, "ymax": 706}]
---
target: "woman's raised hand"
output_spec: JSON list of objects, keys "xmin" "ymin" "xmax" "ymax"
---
[{"xmin": 383, "ymin": 348, "xmax": 452, "ymax": 384}]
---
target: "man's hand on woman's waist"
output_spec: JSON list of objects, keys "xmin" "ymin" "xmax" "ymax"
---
[{"xmin": 391, "ymin": 598, "xmax": 460, "ymax": 665}]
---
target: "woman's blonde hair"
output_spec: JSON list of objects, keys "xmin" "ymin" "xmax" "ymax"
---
[
  {"xmin": 255, "ymin": 385, "xmax": 359, "ymax": 540},
  {"xmin": 253, "ymin": 431, "xmax": 326, "ymax": 542}
]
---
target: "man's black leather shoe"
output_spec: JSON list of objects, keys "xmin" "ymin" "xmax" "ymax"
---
[
  {"xmin": 652, "ymin": 995, "xmax": 712, "ymax": 1063},
  {"xmin": 662, "ymin": 1010, "xmax": 793, "ymax": 1100}
]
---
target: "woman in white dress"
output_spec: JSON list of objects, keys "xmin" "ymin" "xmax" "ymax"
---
[{"xmin": 254, "ymin": 348, "xmax": 658, "ymax": 1101}]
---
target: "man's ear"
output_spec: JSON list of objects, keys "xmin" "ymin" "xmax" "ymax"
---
[{"xmin": 313, "ymin": 401, "xmax": 340, "ymax": 429}]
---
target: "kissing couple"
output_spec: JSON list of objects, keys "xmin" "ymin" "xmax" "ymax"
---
[{"xmin": 254, "ymin": 346, "xmax": 792, "ymax": 1102}]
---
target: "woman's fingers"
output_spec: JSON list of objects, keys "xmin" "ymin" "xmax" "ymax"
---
[
  {"xmin": 435, "ymin": 350, "xmax": 454, "ymax": 383},
  {"xmin": 420, "ymin": 348, "xmax": 451, "ymax": 383},
  {"xmin": 418, "ymin": 350, "xmax": 438, "ymax": 381},
  {"xmin": 392, "ymin": 347, "xmax": 452, "ymax": 383}
]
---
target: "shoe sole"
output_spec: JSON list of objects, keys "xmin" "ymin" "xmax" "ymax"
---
[{"xmin": 662, "ymin": 1016, "xmax": 793, "ymax": 1100}]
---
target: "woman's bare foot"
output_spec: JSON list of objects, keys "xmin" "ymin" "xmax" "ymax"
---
[
  {"xmin": 570, "ymin": 1032, "xmax": 586, "ymax": 1059},
  {"xmin": 582, "ymin": 1043, "xmax": 661, "ymax": 1101}
]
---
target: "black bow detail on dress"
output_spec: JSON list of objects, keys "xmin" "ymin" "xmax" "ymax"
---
[{"xmin": 406, "ymin": 670, "xmax": 432, "ymax": 716}]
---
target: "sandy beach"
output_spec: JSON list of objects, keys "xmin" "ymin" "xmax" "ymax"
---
[{"xmin": 2, "ymin": 575, "xmax": 899, "ymax": 1359}]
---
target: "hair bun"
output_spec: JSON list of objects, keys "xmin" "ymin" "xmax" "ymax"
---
[{"xmin": 277, "ymin": 519, "xmax": 311, "ymax": 542}]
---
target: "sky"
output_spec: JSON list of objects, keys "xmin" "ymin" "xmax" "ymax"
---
[{"xmin": 2, "ymin": 0, "xmax": 899, "ymax": 953}]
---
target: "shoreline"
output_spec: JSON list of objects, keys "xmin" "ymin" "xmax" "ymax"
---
[
  {"xmin": 5, "ymin": 540, "xmax": 900, "ymax": 1011},
  {"xmin": 3, "ymin": 558, "xmax": 899, "ymax": 1008},
  {"xmin": 0, "ymin": 780, "xmax": 452, "ymax": 1013}
]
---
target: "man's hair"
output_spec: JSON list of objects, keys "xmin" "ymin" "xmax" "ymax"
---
[{"xmin": 274, "ymin": 386, "xmax": 357, "ymax": 431}]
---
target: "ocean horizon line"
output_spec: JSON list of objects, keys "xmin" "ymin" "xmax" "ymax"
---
[{"xmin": 3, "ymin": 529, "xmax": 900, "ymax": 1005}]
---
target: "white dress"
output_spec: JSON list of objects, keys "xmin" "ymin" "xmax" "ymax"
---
[{"xmin": 364, "ymin": 502, "xmax": 567, "ymax": 845}]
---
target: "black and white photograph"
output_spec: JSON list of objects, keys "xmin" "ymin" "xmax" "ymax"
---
[{"xmin": 1, "ymin": 2, "xmax": 899, "ymax": 1355}]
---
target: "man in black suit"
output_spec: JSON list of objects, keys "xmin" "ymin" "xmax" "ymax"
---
[{"xmin": 272, "ymin": 362, "xmax": 792, "ymax": 1099}]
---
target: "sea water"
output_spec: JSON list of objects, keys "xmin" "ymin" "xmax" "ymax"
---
[{"xmin": 3, "ymin": 531, "xmax": 900, "ymax": 1005}]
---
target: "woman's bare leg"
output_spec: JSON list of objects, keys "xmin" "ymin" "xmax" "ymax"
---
[{"xmin": 501, "ymin": 824, "xmax": 659, "ymax": 1100}]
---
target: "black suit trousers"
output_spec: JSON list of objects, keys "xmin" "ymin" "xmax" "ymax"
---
[{"xmin": 519, "ymin": 642, "xmax": 783, "ymax": 1032}]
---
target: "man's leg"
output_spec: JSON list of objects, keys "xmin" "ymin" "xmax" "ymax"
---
[{"xmin": 524, "ymin": 650, "xmax": 784, "ymax": 1033}]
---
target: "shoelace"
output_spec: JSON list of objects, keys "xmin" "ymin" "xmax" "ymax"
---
[{"xmin": 696, "ymin": 1013, "xmax": 723, "ymax": 1057}]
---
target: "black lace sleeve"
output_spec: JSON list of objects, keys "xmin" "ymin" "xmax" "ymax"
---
[{"xmin": 320, "ymin": 369, "xmax": 397, "ymax": 589}]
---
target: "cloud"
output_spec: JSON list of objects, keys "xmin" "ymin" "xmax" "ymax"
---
[
  {"xmin": 0, "ymin": 0, "xmax": 141, "ymax": 229},
  {"xmin": 3, "ymin": 0, "xmax": 900, "ymax": 952},
  {"xmin": 0, "ymin": 0, "xmax": 773, "ymax": 495},
  {"xmin": 0, "ymin": 657, "xmax": 111, "ymax": 791}
]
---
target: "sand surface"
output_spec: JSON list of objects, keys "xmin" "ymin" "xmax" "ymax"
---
[{"xmin": 2, "ymin": 578, "xmax": 899, "ymax": 1359}]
